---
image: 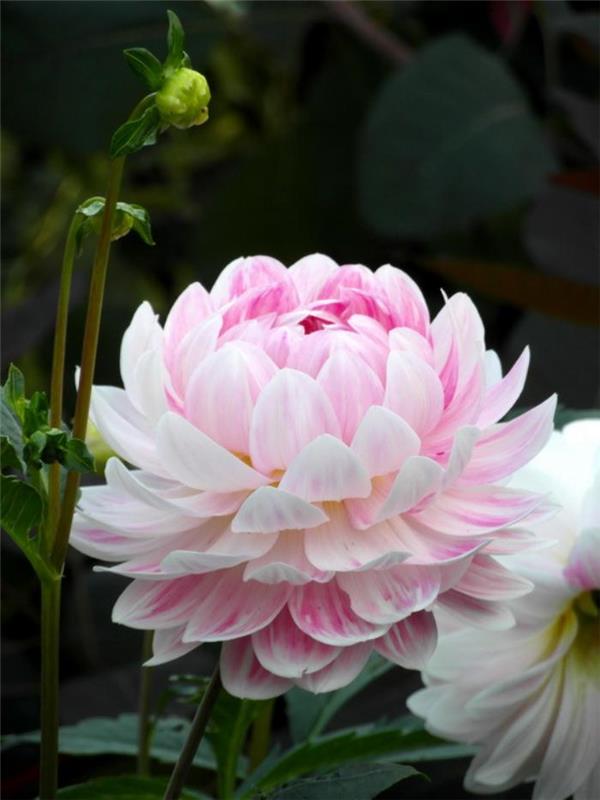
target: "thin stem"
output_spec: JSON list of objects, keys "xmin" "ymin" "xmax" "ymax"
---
[
  {"xmin": 248, "ymin": 699, "xmax": 274, "ymax": 773},
  {"xmin": 137, "ymin": 630, "xmax": 155, "ymax": 776},
  {"xmin": 50, "ymin": 155, "xmax": 125, "ymax": 573},
  {"xmin": 39, "ymin": 577, "xmax": 61, "ymax": 800},
  {"xmin": 46, "ymin": 215, "xmax": 80, "ymax": 556},
  {"xmin": 325, "ymin": 0, "xmax": 413, "ymax": 66},
  {"xmin": 163, "ymin": 664, "xmax": 222, "ymax": 800}
]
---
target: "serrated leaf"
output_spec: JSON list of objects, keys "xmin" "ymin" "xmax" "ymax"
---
[
  {"xmin": 110, "ymin": 105, "xmax": 161, "ymax": 159},
  {"xmin": 1, "ymin": 714, "xmax": 217, "ymax": 771},
  {"xmin": 268, "ymin": 763, "xmax": 422, "ymax": 800},
  {"xmin": 0, "ymin": 475, "xmax": 43, "ymax": 540},
  {"xmin": 240, "ymin": 717, "xmax": 475, "ymax": 797},
  {"xmin": 286, "ymin": 654, "xmax": 393, "ymax": 743},
  {"xmin": 165, "ymin": 10, "xmax": 185, "ymax": 72},
  {"xmin": 124, "ymin": 47, "xmax": 163, "ymax": 91},
  {"xmin": 117, "ymin": 202, "xmax": 155, "ymax": 245},
  {"xmin": 56, "ymin": 775, "xmax": 211, "ymax": 799},
  {"xmin": 62, "ymin": 437, "xmax": 95, "ymax": 473},
  {"xmin": 359, "ymin": 34, "xmax": 557, "ymax": 239}
]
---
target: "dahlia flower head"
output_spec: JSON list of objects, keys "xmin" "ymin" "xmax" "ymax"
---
[
  {"xmin": 72, "ymin": 254, "xmax": 557, "ymax": 698},
  {"xmin": 409, "ymin": 420, "xmax": 600, "ymax": 800}
]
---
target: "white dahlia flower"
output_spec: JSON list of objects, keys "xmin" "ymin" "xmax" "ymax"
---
[{"xmin": 409, "ymin": 419, "xmax": 600, "ymax": 800}]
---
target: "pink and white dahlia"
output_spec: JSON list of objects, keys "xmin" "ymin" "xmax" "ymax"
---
[
  {"xmin": 409, "ymin": 420, "xmax": 600, "ymax": 800},
  {"xmin": 71, "ymin": 254, "xmax": 556, "ymax": 698}
]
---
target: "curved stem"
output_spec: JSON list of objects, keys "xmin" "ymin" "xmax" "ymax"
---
[
  {"xmin": 39, "ymin": 577, "xmax": 61, "ymax": 800},
  {"xmin": 137, "ymin": 630, "xmax": 155, "ymax": 776},
  {"xmin": 163, "ymin": 664, "xmax": 222, "ymax": 800},
  {"xmin": 50, "ymin": 155, "xmax": 125, "ymax": 573},
  {"xmin": 46, "ymin": 215, "xmax": 80, "ymax": 556}
]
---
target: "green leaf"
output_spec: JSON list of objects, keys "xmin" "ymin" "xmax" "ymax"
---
[
  {"xmin": 286, "ymin": 654, "xmax": 393, "ymax": 743},
  {"xmin": 1, "ymin": 392, "xmax": 25, "ymax": 468},
  {"xmin": 2, "ymin": 714, "xmax": 217, "ymax": 771},
  {"xmin": 555, "ymin": 406, "xmax": 600, "ymax": 430},
  {"xmin": 359, "ymin": 34, "xmax": 557, "ymax": 239},
  {"xmin": 239, "ymin": 717, "xmax": 474, "ymax": 797},
  {"xmin": 23, "ymin": 390, "xmax": 49, "ymax": 437},
  {"xmin": 117, "ymin": 202, "xmax": 155, "ymax": 245},
  {"xmin": 124, "ymin": 47, "xmax": 163, "ymax": 91},
  {"xmin": 110, "ymin": 105, "xmax": 161, "ymax": 159},
  {"xmin": 207, "ymin": 690, "xmax": 268, "ymax": 798},
  {"xmin": 56, "ymin": 775, "xmax": 211, "ymax": 799},
  {"xmin": 165, "ymin": 10, "xmax": 185, "ymax": 72},
  {"xmin": 1, "ymin": 437, "xmax": 22, "ymax": 471},
  {"xmin": 77, "ymin": 196, "xmax": 106, "ymax": 217},
  {"xmin": 4, "ymin": 364, "xmax": 25, "ymax": 415},
  {"xmin": 1, "ymin": 474, "xmax": 43, "ymax": 539},
  {"xmin": 268, "ymin": 763, "xmax": 422, "ymax": 800},
  {"xmin": 62, "ymin": 437, "xmax": 95, "ymax": 473}
]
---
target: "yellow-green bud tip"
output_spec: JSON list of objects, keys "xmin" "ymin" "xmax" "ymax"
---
[{"xmin": 156, "ymin": 67, "xmax": 211, "ymax": 130}]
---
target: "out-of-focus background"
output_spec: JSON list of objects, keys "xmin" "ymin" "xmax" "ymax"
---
[{"xmin": 2, "ymin": 1, "xmax": 598, "ymax": 798}]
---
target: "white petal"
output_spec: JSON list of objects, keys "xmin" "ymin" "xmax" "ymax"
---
[
  {"xmin": 351, "ymin": 406, "xmax": 421, "ymax": 478},
  {"xmin": 232, "ymin": 487, "xmax": 328, "ymax": 534}
]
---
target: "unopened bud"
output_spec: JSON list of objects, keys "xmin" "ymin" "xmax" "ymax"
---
[{"xmin": 156, "ymin": 67, "xmax": 211, "ymax": 129}]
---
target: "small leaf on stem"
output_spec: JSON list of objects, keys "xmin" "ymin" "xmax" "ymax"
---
[
  {"xmin": 124, "ymin": 47, "xmax": 164, "ymax": 91},
  {"xmin": 110, "ymin": 105, "xmax": 162, "ymax": 159}
]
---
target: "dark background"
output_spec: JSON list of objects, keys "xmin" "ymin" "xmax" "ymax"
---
[{"xmin": 1, "ymin": 1, "xmax": 599, "ymax": 798}]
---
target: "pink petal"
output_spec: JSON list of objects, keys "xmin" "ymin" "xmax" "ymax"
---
[
  {"xmin": 295, "ymin": 642, "xmax": 372, "ymax": 692},
  {"xmin": 378, "ymin": 457, "xmax": 444, "ymax": 520},
  {"xmin": 455, "ymin": 554, "xmax": 534, "ymax": 600},
  {"xmin": 317, "ymin": 350, "xmax": 384, "ymax": 442},
  {"xmin": 374, "ymin": 610, "xmax": 438, "ymax": 669},
  {"xmin": 563, "ymin": 528, "xmax": 600, "ymax": 591},
  {"xmin": 477, "ymin": 347, "xmax": 530, "ymax": 428},
  {"xmin": 157, "ymin": 412, "xmax": 269, "ymax": 491},
  {"xmin": 220, "ymin": 636, "xmax": 293, "ymax": 699},
  {"xmin": 252, "ymin": 606, "xmax": 341, "ymax": 679},
  {"xmin": 414, "ymin": 484, "xmax": 552, "ymax": 536},
  {"xmin": 344, "ymin": 475, "xmax": 395, "ymax": 530},
  {"xmin": 458, "ymin": 396, "xmax": 557, "ymax": 486},
  {"xmin": 279, "ymin": 435, "xmax": 371, "ymax": 502},
  {"xmin": 436, "ymin": 589, "xmax": 515, "ymax": 630},
  {"xmin": 304, "ymin": 505, "xmax": 410, "ymax": 572},
  {"xmin": 159, "ymin": 526, "xmax": 277, "ymax": 575},
  {"xmin": 249, "ymin": 369, "xmax": 341, "ymax": 474},
  {"xmin": 112, "ymin": 575, "xmax": 206, "ymax": 629},
  {"xmin": 375, "ymin": 265, "xmax": 430, "ymax": 334},
  {"xmin": 288, "ymin": 580, "xmax": 389, "ymax": 646},
  {"xmin": 183, "ymin": 569, "xmax": 291, "ymax": 642},
  {"xmin": 384, "ymin": 351, "xmax": 444, "ymax": 436},
  {"xmin": 145, "ymin": 625, "xmax": 199, "ymax": 666},
  {"xmin": 184, "ymin": 343, "xmax": 277, "ymax": 454},
  {"xmin": 164, "ymin": 283, "xmax": 214, "ymax": 368},
  {"xmin": 120, "ymin": 302, "xmax": 163, "ymax": 399},
  {"xmin": 232, "ymin": 487, "xmax": 328, "ymax": 534},
  {"xmin": 338, "ymin": 565, "xmax": 441, "ymax": 624},
  {"xmin": 244, "ymin": 531, "xmax": 334, "ymax": 585},
  {"xmin": 169, "ymin": 315, "xmax": 222, "ymax": 401},
  {"xmin": 288, "ymin": 253, "xmax": 339, "ymax": 302},
  {"xmin": 351, "ymin": 406, "xmax": 421, "ymax": 478},
  {"xmin": 210, "ymin": 256, "xmax": 288, "ymax": 307}
]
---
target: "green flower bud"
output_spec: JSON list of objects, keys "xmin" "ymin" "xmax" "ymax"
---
[{"xmin": 156, "ymin": 67, "xmax": 211, "ymax": 130}]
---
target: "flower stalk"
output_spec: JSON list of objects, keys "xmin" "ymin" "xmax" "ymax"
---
[
  {"xmin": 137, "ymin": 631, "xmax": 155, "ymax": 776},
  {"xmin": 163, "ymin": 664, "xmax": 222, "ymax": 800},
  {"xmin": 39, "ymin": 576, "xmax": 61, "ymax": 800}
]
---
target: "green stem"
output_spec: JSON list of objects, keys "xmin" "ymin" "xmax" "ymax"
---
[
  {"xmin": 137, "ymin": 631, "xmax": 155, "ymax": 776},
  {"xmin": 47, "ymin": 215, "xmax": 80, "ymax": 556},
  {"xmin": 50, "ymin": 155, "xmax": 125, "ymax": 573},
  {"xmin": 163, "ymin": 664, "xmax": 222, "ymax": 800},
  {"xmin": 39, "ymin": 577, "xmax": 61, "ymax": 800},
  {"xmin": 248, "ymin": 700, "xmax": 274, "ymax": 773}
]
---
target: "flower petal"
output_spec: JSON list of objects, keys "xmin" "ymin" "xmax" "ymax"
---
[
  {"xmin": 157, "ymin": 412, "xmax": 269, "ymax": 491},
  {"xmin": 279, "ymin": 435, "xmax": 371, "ymax": 502},
  {"xmin": 351, "ymin": 406, "xmax": 421, "ymax": 478},
  {"xmin": 232, "ymin": 487, "xmax": 328, "ymax": 534},
  {"xmin": 145, "ymin": 626, "xmax": 199, "ymax": 666},
  {"xmin": 249, "ymin": 369, "xmax": 341, "ymax": 474},
  {"xmin": 288, "ymin": 580, "xmax": 389, "ymax": 646},
  {"xmin": 252, "ymin": 606, "xmax": 341, "ymax": 679},
  {"xmin": 374, "ymin": 610, "xmax": 438, "ymax": 669},
  {"xmin": 220, "ymin": 636, "xmax": 293, "ymax": 699},
  {"xmin": 563, "ymin": 527, "xmax": 600, "ymax": 591},
  {"xmin": 384, "ymin": 351, "xmax": 444, "ymax": 436},
  {"xmin": 243, "ymin": 532, "xmax": 333, "ymax": 585},
  {"xmin": 295, "ymin": 642, "xmax": 372, "ymax": 693},
  {"xmin": 477, "ymin": 347, "xmax": 530, "ymax": 428},
  {"xmin": 378, "ymin": 457, "xmax": 444, "ymax": 520}
]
